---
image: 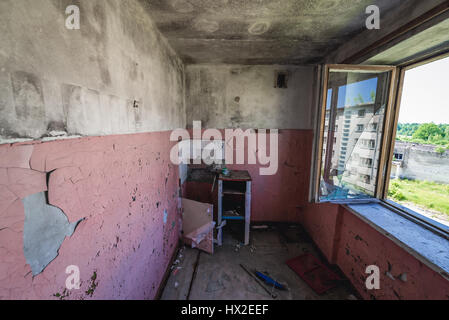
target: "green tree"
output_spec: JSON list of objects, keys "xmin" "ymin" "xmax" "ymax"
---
[
  {"xmin": 412, "ymin": 123, "xmax": 443, "ymax": 141},
  {"xmin": 354, "ymin": 93, "xmax": 364, "ymax": 105},
  {"xmin": 444, "ymin": 125, "xmax": 449, "ymax": 140}
]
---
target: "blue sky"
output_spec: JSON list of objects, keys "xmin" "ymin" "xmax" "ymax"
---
[
  {"xmin": 399, "ymin": 56, "xmax": 449, "ymax": 124},
  {"xmin": 338, "ymin": 78, "xmax": 377, "ymax": 107},
  {"xmin": 326, "ymin": 77, "xmax": 378, "ymax": 109},
  {"xmin": 325, "ymin": 57, "xmax": 449, "ymax": 125}
]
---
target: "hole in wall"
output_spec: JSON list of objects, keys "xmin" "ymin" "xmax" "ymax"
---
[{"xmin": 274, "ymin": 71, "xmax": 289, "ymax": 89}]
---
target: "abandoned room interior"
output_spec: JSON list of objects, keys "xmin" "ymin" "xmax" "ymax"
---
[{"xmin": 1, "ymin": 0, "xmax": 449, "ymax": 302}]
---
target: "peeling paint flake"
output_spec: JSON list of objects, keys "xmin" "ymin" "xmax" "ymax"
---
[{"xmin": 23, "ymin": 192, "xmax": 84, "ymax": 276}]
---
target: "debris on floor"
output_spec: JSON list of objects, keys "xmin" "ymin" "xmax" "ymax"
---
[
  {"xmin": 182, "ymin": 198, "xmax": 215, "ymax": 254},
  {"xmin": 255, "ymin": 271, "xmax": 286, "ymax": 291},
  {"xmin": 240, "ymin": 264, "xmax": 278, "ymax": 299},
  {"xmin": 224, "ymin": 210, "xmax": 240, "ymax": 217},
  {"xmin": 161, "ymin": 226, "xmax": 356, "ymax": 300},
  {"xmin": 252, "ymin": 225, "xmax": 269, "ymax": 230},
  {"xmin": 170, "ymin": 247, "xmax": 185, "ymax": 271},
  {"xmin": 172, "ymin": 267, "xmax": 183, "ymax": 276},
  {"xmin": 234, "ymin": 243, "xmax": 242, "ymax": 252},
  {"xmin": 286, "ymin": 253, "xmax": 341, "ymax": 295}
]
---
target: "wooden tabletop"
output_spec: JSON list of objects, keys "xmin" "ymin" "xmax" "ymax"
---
[{"xmin": 219, "ymin": 170, "xmax": 252, "ymax": 181}]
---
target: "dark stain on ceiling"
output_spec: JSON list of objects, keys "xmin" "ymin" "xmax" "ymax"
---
[{"xmin": 140, "ymin": 0, "xmax": 404, "ymax": 65}]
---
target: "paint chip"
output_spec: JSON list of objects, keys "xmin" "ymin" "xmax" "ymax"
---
[{"xmin": 23, "ymin": 192, "xmax": 84, "ymax": 276}]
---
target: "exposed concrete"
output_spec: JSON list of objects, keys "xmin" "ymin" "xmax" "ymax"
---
[
  {"xmin": 23, "ymin": 192, "xmax": 84, "ymax": 276},
  {"xmin": 185, "ymin": 65, "xmax": 316, "ymax": 129},
  {"xmin": 365, "ymin": 17, "xmax": 449, "ymax": 65},
  {"xmin": 0, "ymin": 0, "xmax": 185, "ymax": 143},
  {"xmin": 326, "ymin": 0, "xmax": 447, "ymax": 64},
  {"xmin": 392, "ymin": 141, "xmax": 449, "ymax": 184},
  {"xmin": 141, "ymin": 0, "xmax": 405, "ymax": 65}
]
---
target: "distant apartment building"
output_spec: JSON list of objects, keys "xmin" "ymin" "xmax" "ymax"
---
[{"xmin": 322, "ymin": 102, "xmax": 383, "ymax": 196}]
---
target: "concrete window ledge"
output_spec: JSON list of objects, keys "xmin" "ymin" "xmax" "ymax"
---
[{"xmin": 344, "ymin": 203, "xmax": 449, "ymax": 279}]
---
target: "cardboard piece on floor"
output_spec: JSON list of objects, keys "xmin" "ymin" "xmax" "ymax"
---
[{"xmin": 181, "ymin": 198, "xmax": 215, "ymax": 254}]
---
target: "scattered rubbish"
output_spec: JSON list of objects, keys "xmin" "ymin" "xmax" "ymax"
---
[
  {"xmin": 250, "ymin": 245, "xmax": 256, "ymax": 253},
  {"xmin": 286, "ymin": 253, "xmax": 341, "ymax": 295},
  {"xmin": 187, "ymin": 222, "xmax": 216, "ymax": 251},
  {"xmin": 222, "ymin": 167, "xmax": 230, "ymax": 176},
  {"xmin": 215, "ymin": 220, "xmax": 227, "ymax": 246},
  {"xmin": 252, "ymin": 225, "xmax": 269, "ymax": 230},
  {"xmin": 255, "ymin": 271, "xmax": 286, "ymax": 291},
  {"xmin": 170, "ymin": 247, "xmax": 186, "ymax": 271},
  {"xmin": 174, "ymin": 282, "xmax": 179, "ymax": 289},
  {"xmin": 399, "ymin": 273, "xmax": 407, "ymax": 282},
  {"xmin": 224, "ymin": 210, "xmax": 240, "ymax": 217},
  {"xmin": 182, "ymin": 198, "xmax": 215, "ymax": 254},
  {"xmin": 172, "ymin": 267, "xmax": 183, "ymax": 276},
  {"xmin": 235, "ymin": 243, "xmax": 241, "ymax": 252},
  {"xmin": 240, "ymin": 264, "xmax": 277, "ymax": 299},
  {"xmin": 216, "ymin": 221, "xmax": 227, "ymax": 229}
]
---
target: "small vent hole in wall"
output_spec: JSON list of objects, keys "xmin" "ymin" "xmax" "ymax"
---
[{"xmin": 275, "ymin": 71, "xmax": 288, "ymax": 89}]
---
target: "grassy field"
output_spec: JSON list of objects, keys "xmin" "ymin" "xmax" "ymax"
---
[{"xmin": 388, "ymin": 179, "xmax": 449, "ymax": 217}]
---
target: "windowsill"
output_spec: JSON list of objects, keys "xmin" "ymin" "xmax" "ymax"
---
[
  {"xmin": 343, "ymin": 202, "xmax": 449, "ymax": 279},
  {"xmin": 384, "ymin": 200, "xmax": 449, "ymax": 233}
]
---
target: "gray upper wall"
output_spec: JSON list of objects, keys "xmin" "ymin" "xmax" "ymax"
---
[
  {"xmin": 185, "ymin": 64, "xmax": 316, "ymax": 130},
  {"xmin": 0, "ymin": 0, "xmax": 186, "ymax": 144}
]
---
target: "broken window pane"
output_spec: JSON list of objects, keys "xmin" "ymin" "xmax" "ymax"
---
[{"xmin": 319, "ymin": 68, "xmax": 392, "ymax": 202}]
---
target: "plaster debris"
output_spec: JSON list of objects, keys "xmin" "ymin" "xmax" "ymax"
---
[{"xmin": 252, "ymin": 225, "xmax": 269, "ymax": 230}]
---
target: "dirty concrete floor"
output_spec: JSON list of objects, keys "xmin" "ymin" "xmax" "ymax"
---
[{"xmin": 161, "ymin": 224, "xmax": 356, "ymax": 300}]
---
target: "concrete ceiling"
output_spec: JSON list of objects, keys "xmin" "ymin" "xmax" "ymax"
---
[
  {"xmin": 140, "ymin": 0, "xmax": 404, "ymax": 65},
  {"xmin": 366, "ymin": 17, "xmax": 449, "ymax": 65}
]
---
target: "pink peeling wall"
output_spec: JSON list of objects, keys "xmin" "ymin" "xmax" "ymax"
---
[
  {"xmin": 185, "ymin": 126, "xmax": 449, "ymax": 299},
  {"xmin": 183, "ymin": 129, "xmax": 314, "ymax": 222},
  {"xmin": 228, "ymin": 130, "xmax": 314, "ymax": 222},
  {"xmin": 300, "ymin": 203, "xmax": 449, "ymax": 300},
  {"xmin": 0, "ymin": 131, "xmax": 180, "ymax": 300}
]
